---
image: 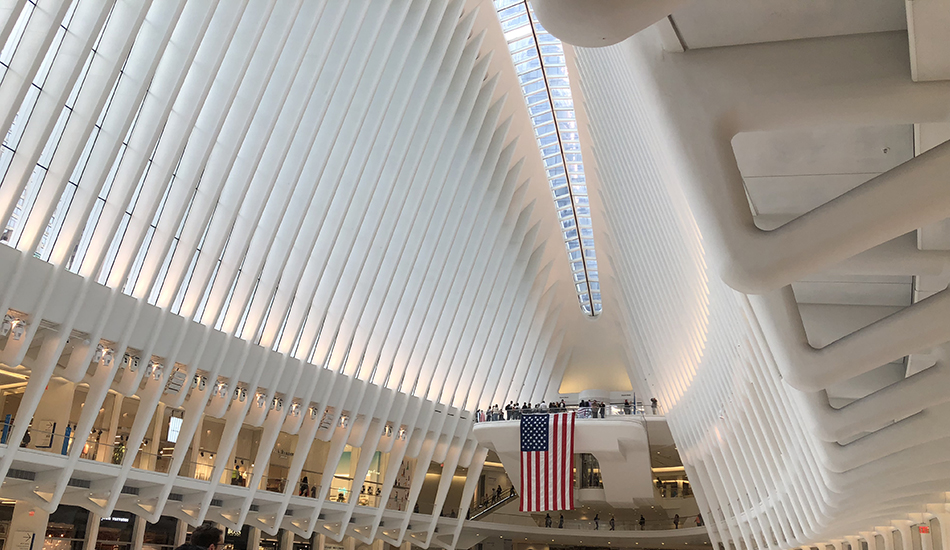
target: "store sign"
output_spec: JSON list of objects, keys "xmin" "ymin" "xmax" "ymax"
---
[
  {"xmin": 35, "ymin": 421, "xmax": 55, "ymax": 448},
  {"xmin": 325, "ymin": 545, "xmax": 345, "ymax": 550},
  {"xmin": 100, "ymin": 516, "xmax": 130, "ymax": 523}
]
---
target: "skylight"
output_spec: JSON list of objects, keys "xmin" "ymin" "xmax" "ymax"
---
[{"xmin": 493, "ymin": 0, "xmax": 602, "ymax": 316}]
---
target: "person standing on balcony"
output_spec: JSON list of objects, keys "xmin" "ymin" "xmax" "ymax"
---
[
  {"xmin": 594, "ymin": 514, "xmax": 600, "ymax": 530},
  {"xmin": 546, "ymin": 513, "xmax": 552, "ymax": 527},
  {"xmin": 609, "ymin": 516, "xmax": 615, "ymax": 530},
  {"xmin": 600, "ymin": 402, "xmax": 606, "ymax": 418},
  {"xmin": 674, "ymin": 514, "xmax": 680, "ymax": 529},
  {"xmin": 639, "ymin": 515, "xmax": 646, "ymax": 530},
  {"xmin": 651, "ymin": 397, "xmax": 658, "ymax": 415},
  {"xmin": 559, "ymin": 514, "xmax": 564, "ymax": 528}
]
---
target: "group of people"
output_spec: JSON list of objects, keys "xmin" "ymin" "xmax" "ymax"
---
[
  {"xmin": 296, "ymin": 476, "xmax": 319, "ymax": 498},
  {"xmin": 475, "ymin": 398, "xmax": 662, "ymax": 422},
  {"xmin": 475, "ymin": 400, "xmax": 569, "ymax": 422},
  {"xmin": 477, "ymin": 484, "xmax": 516, "ymax": 508},
  {"xmin": 542, "ymin": 512, "xmax": 618, "ymax": 530},
  {"xmin": 577, "ymin": 399, "xmax": 607, "ymax": 418}
]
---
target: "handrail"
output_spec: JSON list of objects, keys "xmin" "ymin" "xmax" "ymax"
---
[
  {"xmin": 474, "ymin": 405, "xmax": 653, "ymax": 423},
  {"xmin": 470, "ymin": 492, "xmax": 519, "ymax": 520}
]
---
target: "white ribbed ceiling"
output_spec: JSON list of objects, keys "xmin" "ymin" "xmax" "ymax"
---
[{"xmin": 0, "ymin": 0, "xmax": 611, "ymax": 415}]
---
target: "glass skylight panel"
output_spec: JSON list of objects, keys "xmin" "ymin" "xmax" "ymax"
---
[{"xmin": 493, "ymin": 0, "xmax": 602, "ymax": 316}]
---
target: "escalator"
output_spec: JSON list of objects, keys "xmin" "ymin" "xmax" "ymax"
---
[{"xmin": 469, "ymin": 491, "xmax": 519, "ymax": 520}]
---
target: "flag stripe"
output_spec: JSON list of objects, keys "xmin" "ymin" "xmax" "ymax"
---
[
  {"xmin": 554, "ymin": 413, "xmax": 562, "ymax": 508},
  {"xmin": 535, "ymin": 450, "xmax": 541, "ymax": 510},
  {"xmin": 569, "ymin": 412, "xmax": 575, "ymax": 505},
  {"xmin": 558, "ymin": 412, "xmax": 564, "ymax": 509},
  {"xmin": 544, "ymin": 414, "xmax": 557, "ymax": 510}
]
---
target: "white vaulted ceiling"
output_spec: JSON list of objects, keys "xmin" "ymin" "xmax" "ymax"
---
[
  {"xmin": 0, "ymin": 0, "xmax": 643, "ymax": 537},
  {"xmin": 0, "ymin": 0, "xmax": 633, "ymax": 416}
]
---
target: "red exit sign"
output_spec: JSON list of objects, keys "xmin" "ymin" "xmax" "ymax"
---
[{"xmin": 920, "ymin": 526, "xmax": 930, "ymax": 534}]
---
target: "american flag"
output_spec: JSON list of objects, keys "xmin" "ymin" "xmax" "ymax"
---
[{"xmin": 520, "ymin": 411, "xmax": 575, "ymax": 512}]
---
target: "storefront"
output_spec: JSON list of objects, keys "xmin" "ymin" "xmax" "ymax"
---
[
  {"xmin": 223, "ymin": 525, "xmax": 253, "ymax": 550},
  {"xmin": 258, "ymin": 528, "xmax": 280, "ymax": 550},
  {"xmin": 142, "ymin": 515, "xmax": 179, "ymax": 550},
  {"xmin": 43, "ymin": 505, "xmax": 89, "ymax": 550},
  {"xmin": 95, "ymin": 511, "xmax": 136, "ymax": 550}
]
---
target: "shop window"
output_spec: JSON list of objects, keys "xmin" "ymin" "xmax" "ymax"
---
[
  {"xmin": 96, "ymin": 511, "xmax": 135, "ymax": 550},
  {"xmin": 44, "ymin": 505, "xmax": 89, "ymax": 550},
  {"xmin": 258, "ymin": 529, "xmax": 280, "ymax": 550},
  {"xmin": 143, "ymin": 515, "xmax": 178, "ymax": 550},
  {"xmin": 0, "ymin": 502, "xmax": 13, "ymax": 548},
  {"xmin": 223, "ymin": 525, "xmax": 251, "ymax": 550},
  {"xmin": 292, "ymin": 532, "xmax": 312, "ymax": 550},
  {"xmin": 578, "ymin": 454, "xmax": 602, "ymax": 489}
]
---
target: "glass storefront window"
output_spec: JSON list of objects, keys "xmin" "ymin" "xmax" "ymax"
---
[
  {"xmin": 96, "ymin": 511, "xmax": 135, "ymax": 550},
  {"xmin": 143, "ymin": 515, "xmax": 178, "ymax": 550},
  {"xmin": 0, "ymin": 503, "xmax": 14, "ymax": 548},
  {"xmin": 258, "ymin": 529, "xmax": 280, "ymax": 550},
  {"xmin": 578, "ymin": 454, "xmax": 602, "ymax": 489},
  {"xmin": 223, "ymin": 525, "xmax": 252, "ymax": 550},
  {"xmin": 44, "ymin": 505, "xmax": 89, "ymax": 550}
]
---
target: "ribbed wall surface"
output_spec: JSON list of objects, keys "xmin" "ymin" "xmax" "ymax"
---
[
  {"xmin": 0, "ymin": 0, "xmax": 567, "ymax": 544},
  {"xmin": 575, "ymin": 29, "xmax": 950, "ymax": 550}
]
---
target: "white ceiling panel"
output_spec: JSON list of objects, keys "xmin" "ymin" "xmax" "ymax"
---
[
  {"xmin": 671, "ymin": 0, "xmax": 907, "ymax": 50},
  {"xmin": 792, "ymin": 280, "xmax": 912, "ymax": 307},
  {"xmin": 734, "ymin": 125, "xmax": 913, "ymax": 216}
]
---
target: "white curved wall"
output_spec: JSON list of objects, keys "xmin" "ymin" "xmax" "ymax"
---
[{"xmin": 573, "ymin": 23, "xmax": 950, "ymax": 550}]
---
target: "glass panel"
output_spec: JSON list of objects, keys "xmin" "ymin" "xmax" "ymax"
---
[{"xmin": 494, "ymin": 1, "xmax": 601, "ymax": 315}]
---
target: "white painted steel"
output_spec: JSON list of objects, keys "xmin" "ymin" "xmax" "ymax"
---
[
  {"xmin": 571, "ymin": 16, "xmax": 950, "ymax": 550},
  {"xmin": 0, "ymin": 0, "xmax": 575, "ymax": 545}
]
